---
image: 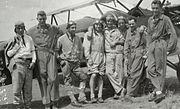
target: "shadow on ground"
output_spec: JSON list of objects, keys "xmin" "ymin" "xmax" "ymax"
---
[{"xmin": 0, "ymin": 72, "xmax": 180, "ymax": 109}]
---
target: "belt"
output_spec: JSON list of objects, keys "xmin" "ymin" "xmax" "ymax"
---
[
  {"xmin": 17, "ymin": 57, "xmax": 32, "ymax": 61},
  {"xmin": 152, "ymin": 33, "xmax": 170, "ymax": 42},
  {"xmin": 106, "ymin": 51, "xmax": 119, "ymax": 54},
  {"xmin": 36, "ymin": 47, "xmax": 54, "ymax": 54},
  {"xmin": 130, "ymin": 46, "xmax": 144, "ymax": 53}
]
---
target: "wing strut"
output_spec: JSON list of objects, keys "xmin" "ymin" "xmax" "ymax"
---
[
  {"xmin": 98, "ymin": 3, "xmax": 122, "ymax": 12},
  {"xmin": 53, "ymin": 15, "xmax": 58, "ymax": 25},
  {"xmin": 116, "ymin": 0, "xmax": 130, "ymax": 12},
  {"xmin": 162, "ymin": 0, "xmax": 166, "ymax": 6},
  {"xmin": 95, "ymin": 3, "xmax": 104, "ymax": 15},
  {"xmin": 51, "ymin": 15, "xmax": 58, "ymax": 25},
  {"xmin": 68, "ymin": 10, "xmax": 71, "ymax": 23}
]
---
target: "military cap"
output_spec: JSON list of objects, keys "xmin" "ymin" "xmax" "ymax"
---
[{"xmin": 66, "ymin": 21, "xmax": 76, "ymax": 29}]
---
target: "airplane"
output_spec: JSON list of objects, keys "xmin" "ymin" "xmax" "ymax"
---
[
  {"xmin": 47, "ymin": 0, "xmax": 180, "ymax": 82},
  {"xmin": 0, "ymin": 0, "xmax": 180, "ymax": 87}
]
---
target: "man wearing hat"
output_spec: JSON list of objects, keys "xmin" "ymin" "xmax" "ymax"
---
[
  {"xmin": 27, "ymin": 11, "xmax": 60, "ymax": 109},
  {"xmin": 5, "ymin": 21, "xmax": 36, "ymax": 109},
  {"xmin": 57, "ymin": 21, "xmax": 88, "ymax": 107}
]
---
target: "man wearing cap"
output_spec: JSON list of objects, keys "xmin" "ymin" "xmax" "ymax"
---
[
  {"xmin": 147, "ymin": 0, "xmax": 177, "ymax": 103},
  {"xmin": 57, "ymin": 21, "xmax": 88, "ymax": 107},
  {"xmin": 27, "ymin": 11, "xmax": 60, "ymax": 109},
  {"xmin": 104, "ymin": 14, "xmax": 126, "ymax": 99},
  {"xmin": 5, "ymin": 21, "xmax": 36, "ymax": 109}
]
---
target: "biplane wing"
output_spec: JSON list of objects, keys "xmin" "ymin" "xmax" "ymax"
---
[
  {"xmin": 47, "ymin": 0, "xmax": 115, "ymax": 16},
  {"xmin": 47, "ymin": 0, "xmax": 96, "ymax": 16},
  {"xmin": 46, "ymin": 0, "xmax": 135, "ymax": 25},
  {"xmin": 59, "ymin": 16, "xmax": 97, "ymax": 33},
  {"xmin": 46, "ymin": 0, "xmax": 133, "ymax": 33}
]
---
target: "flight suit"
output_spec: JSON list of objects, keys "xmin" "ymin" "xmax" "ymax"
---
[
  {"xmin": 105, "ymin": 28, "xmax": 124, "ymax": 94},
  {"xmin": 27, "ymin": 24, "xmax": 60, "ymax": 105},
  {"xmin": 5, "ymin": 34, "xmax": 36, "ymax": 107},
  {"xmin": 147, "ymin": 15, "xmax": 177, "ymax": 92},
  {"xmin": 124, "ymin": 28, "xmax": 146, "ymax": 96}
]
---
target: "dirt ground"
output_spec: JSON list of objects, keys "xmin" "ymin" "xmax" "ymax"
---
[{"xmin": 0, "ymin": 55, "xmax": 180, "ymax": 109}]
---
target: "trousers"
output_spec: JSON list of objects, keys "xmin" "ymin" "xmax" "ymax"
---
[
  {"xmin": 12, "ymin": 59, "xmax": 32, "ymax": 106},
  {"xmin": 106, "ymin": 53, "xmax": 123, "ymax": 94}
]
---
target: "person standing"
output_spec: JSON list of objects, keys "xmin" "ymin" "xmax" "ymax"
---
[
  {"xmin": 57, "ymin": 21, "xmax": 88, "ymax": 107},
  {"xmin": 5, "ymin": 21, "xmax": 36, "ymax": 109},
  {"xmin": 83, "ymin": 19, "xmax": 105, "ymax": 103},
  {"xmin": 117, "ymin": 16, "xmax": 128, "ymax": 95},
  {"xmin": 27, "ymin": 11, "xmax": 60, "ymax": 109},
  {"xmin": 147, "ymin": 0, "xmax": 177, "ymax": 103},
  {"xmin": 104, "ymin": 14, "xmax": 126, "ymax": 99},
  {"xmin": 124, "ymin": 18, "xmax": 147, "ymax": 101}
]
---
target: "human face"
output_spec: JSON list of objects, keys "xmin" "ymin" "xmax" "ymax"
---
[
  {"xmin": 37, "ymin": 15, "xmax": 47, "ymax": 26},
  {"xmin": 106, "ymin": 19, "xmax": 115, "ymax": 29},
  {"xmin": 118, "ymin": 19, "xmax": 126, "ymax": 30},
  {"xmin": 128, "ymin": 19, "xmax": 136, "ymax": 31},
  {"xmin": 15, "ymin": 26, "xmax": 25, "ymax": 36},
  {"xmin": 68, "ymin": 24, "xmax": 76, "ymax": 35},
  {"xmin": 94, "ymin": 23, "xmax": 103, "ymax": 32},
  {"xmin": 151, "ymin": 3, "xmax": 161, "ymax": 17}
]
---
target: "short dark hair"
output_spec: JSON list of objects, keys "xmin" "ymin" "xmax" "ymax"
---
[
  {"xmin": 66, "ymin": 21, "xmax": 76, "ymax": 29},
  {"xmin": 37, "ymin": 10, "xmax": 46, "ymax": 16},
  {"xmin": 128, "ymin": 17, "xmax": 137, "ymax": 22},
  {"xmin": 151, "ymin": 0, "xmax": 162, "ymax": 7}
]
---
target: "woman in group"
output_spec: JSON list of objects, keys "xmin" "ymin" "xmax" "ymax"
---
[
  {"xmin": 104, "ymin": 14, "xmax": 126, "ymax": 99},
  {"xmin": 83, "ymin": 19, "xmax": 105, "ymax": 103}
]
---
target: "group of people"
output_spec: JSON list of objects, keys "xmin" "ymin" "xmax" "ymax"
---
[{"xmin": 4, "ymin": 0, "xmax": 178, "ymax": 109}]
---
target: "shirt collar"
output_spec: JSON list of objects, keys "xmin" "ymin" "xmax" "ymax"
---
[
  {"xmin": 16, "ymin": 34, "xmax": 24, "ymax": 40},
  {"xmin": 105, "ymin": 28, "xmax": 116, "ymax": 33},
  {"xmin": 15, "ymin": 34, "xmax": 26, "ymax": 46},
  {"xmin": 152, "ymin": 14, "xmax": 163, "ymax": 20},
  {"xmin": 37, "ymin": 24, "xmax": 50, "ymax": 29},
  {"xmin": 66, "ymin": 32, "xmax": 75, "ymax": 42},
  {"xmin": 130, "ymin": 28, "xmax": 138, "ymax": 36}
]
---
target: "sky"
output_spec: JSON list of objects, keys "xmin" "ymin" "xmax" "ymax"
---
[{"xmin": 0, "ymin": 0, "xmax": 180, "ymax": 41}]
